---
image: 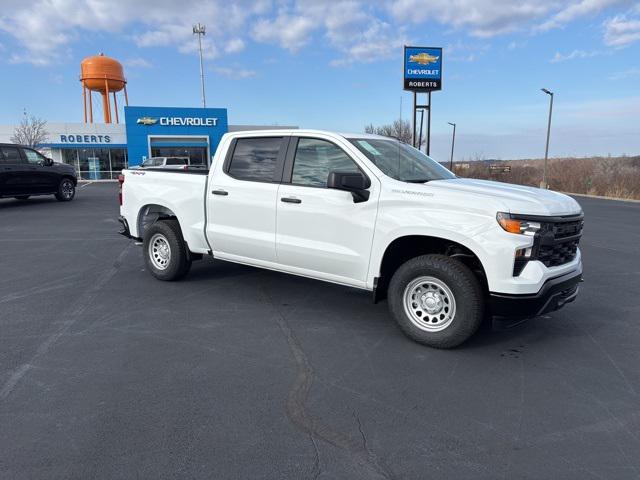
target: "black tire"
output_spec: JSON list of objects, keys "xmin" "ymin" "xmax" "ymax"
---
[
  {"xmin": 55, "ymin": 177, "xmax": 76, "ymax": 202},
  {"xmin": 388, "ymin": 254, "xmax": 484, "ymax": 349},
  {"xmin": 14, "ymin": 196, "xmax": 30, "ymax": 200},
  {"xmin": 143, "ymin": 219, "xmax": 192, "ymax": 281}
]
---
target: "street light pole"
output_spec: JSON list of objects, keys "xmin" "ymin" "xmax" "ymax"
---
[
  {"xmin": 447, "ymin": 122, "xmax": 456, "ymax": 171},
  {"xmin": 193, "ymin": 23, "xmax": 207, "ymax": 108},
  {"xmin": 541, "ymin": 88, "xmax": 554, "ymax": 189}
]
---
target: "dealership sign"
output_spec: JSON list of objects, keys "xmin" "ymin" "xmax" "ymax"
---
[
  {"xmin": 136, "ymin": 116, "xmax": 219, "ymax": 127},
  {"xmin": 404, "ymin": 46, "xmax": 442, "ymax": 92},
  {"xmin": 59, "ymin": 134, "xmax": 112, "ymax": 143}
]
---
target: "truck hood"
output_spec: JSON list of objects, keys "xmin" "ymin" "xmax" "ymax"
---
[{"xmin": 428, "ymin": 178, "xmax": 582, "ymax": 216}]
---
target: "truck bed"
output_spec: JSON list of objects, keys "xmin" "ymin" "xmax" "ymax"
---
[{"xmin": 120, "ymin": 168, "xmax": 210, "ymax": 253}]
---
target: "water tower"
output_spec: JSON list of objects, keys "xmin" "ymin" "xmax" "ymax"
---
[{"xmin": 80, "ymin": 53, "xmax": 129, "ymax": 123}]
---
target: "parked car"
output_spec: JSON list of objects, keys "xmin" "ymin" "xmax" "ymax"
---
[
  {"xmin": 140, "ymin": 156, "xmax": 191, "ymax": 169},
  {"xmin": 118, "ymin": 130, "xmax": 584, "ymax": 348},
  {"xmin": 0, "ymin": 143, "xmax": 77, "ymax": 201}
]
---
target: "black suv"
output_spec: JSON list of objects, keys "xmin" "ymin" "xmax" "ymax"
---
[{"xmin": 0, "ymin": 144, "xmax": 77, "ymax": 201}]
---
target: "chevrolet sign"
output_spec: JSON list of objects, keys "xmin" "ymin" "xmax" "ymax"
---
[
  {"xmin": 404, "ymin": 46, "xmax": 443, "ymax": 92},
  {"xmin": 136, "ymin": 117, "xmax": 157, "ymax": 125},
  {"xmin": 159, "ymin": 117, "xmax": 218, "ymax": 126}
]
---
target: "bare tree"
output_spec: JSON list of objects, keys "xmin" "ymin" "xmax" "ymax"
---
[
  {"xmin": 365, "ymin": 119, "xmax": 414, "ymax": 144},
  {"xmin": 11, "ymin": 116, "xmax": 49, "ymax": 147}
]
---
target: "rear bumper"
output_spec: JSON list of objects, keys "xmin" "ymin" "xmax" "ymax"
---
[
  {"xmin": 489, "ymin": 270, "xmax": 583, "ymax": 320},
  {"xmin": 118, "ymin": 216, "xmax": 141, "ymax": 241}
]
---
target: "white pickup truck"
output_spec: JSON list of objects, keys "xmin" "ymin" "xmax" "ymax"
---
[{"xmin": 118, "ymin": 129, "xmax": 584, "ymax": 348}]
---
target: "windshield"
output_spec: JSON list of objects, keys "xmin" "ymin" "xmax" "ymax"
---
[{"xmin": 349, "ymin": 138, "xmax": 455, "ymax": 182}]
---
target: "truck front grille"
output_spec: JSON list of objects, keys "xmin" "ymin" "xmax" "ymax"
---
[
  {"xmin": 538, "ymin": 239, "xmax": 580, "ymax": 267},
  {"xmin": 513, "ymin": 214, "xmax": 583, "ymax": 276}
]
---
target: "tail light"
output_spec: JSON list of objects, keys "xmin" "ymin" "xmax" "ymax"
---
[{"xmin": 118, "ymin": 174, "xmax": 125, "ymax": 205}]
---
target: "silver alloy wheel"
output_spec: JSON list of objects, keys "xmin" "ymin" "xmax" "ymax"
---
[
  {"xmin": 403, "ymin": 276, "xmax": 457, "ymax": 332},
  {"xmin": 148, "ymin": 233, "xmax": 171, "ymax": 270},
  {"xmin": 61, "ymin": 179, "xmax": 74, "ymax": 199}
]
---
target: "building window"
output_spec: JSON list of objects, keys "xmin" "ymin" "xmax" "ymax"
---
[
  {"xmin": 150, "ymin": 146, "xmax": 207, "ymax": 166},
  {"xmin": 110, "ymin": 149, "xmax": 128, "ymax": 179},
  {"xmin": 62, "ymin": 149, "xmax": 79, "ymax": 174}
]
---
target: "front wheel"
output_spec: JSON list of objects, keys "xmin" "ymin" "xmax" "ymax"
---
[
  {"xmin": 55, "ymin": 178, "xmax": 75, "ymax": 201},
  {"xmin": 143, "ymin": 219, "xmax": 192, "ymax": 281},
  {"xmin": 388, "ymin": 254, "xmax": 484, "ymax": 349}
]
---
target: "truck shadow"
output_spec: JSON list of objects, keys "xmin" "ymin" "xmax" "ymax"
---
[
  {"xmin": 181, "ymin": 258, "xmax": 536, "ymax": 350},
  {"xmin": 0, "ymin": 197, "xmax": 58, "ymax": 208}
]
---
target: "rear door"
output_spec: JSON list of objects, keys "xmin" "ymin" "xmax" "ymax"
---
[
  {"xmin": 0, "ymin": 146, "xmax": 29, "ymax": 196},
  {"xmin": 206, "ymin": 136, "xmax": 287, "ymax": 263},
  {"xmin": 275, "ymin": 136, "xmax": 379, "ymax": 286}
]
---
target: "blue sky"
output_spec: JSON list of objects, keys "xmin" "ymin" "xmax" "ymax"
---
[{"xmin": 1, "ymin": 0, "xmax": 639, "ymax": 160}]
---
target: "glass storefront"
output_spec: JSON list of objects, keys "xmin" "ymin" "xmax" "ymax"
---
[
  {"xmin": 150, "ymin": 146, "xmax": 207, "ymax": 166},
  {"xmin": 60, "ymin": 148, "xmax": 128, "ymax": 180}
]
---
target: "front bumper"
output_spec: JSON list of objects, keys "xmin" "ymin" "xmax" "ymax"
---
[{"xmin": 489, "ymin": 270, "xmax": 583, "ymax": 320}]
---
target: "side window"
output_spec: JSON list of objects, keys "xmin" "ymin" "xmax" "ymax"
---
[
  {"xmin": 228, "ymin": 137, "xmax": 282, "ymax": 182},
  {"xmin": 22, "ymin": 148, "xmax": 45, "ymax": 165},
  {"xmin": 291, "ymin": 138, "xmax": 360, "ymax": 188},
  {"xmin": 1, "ymin": 146, "xmax": 23, "ymax": 164}
]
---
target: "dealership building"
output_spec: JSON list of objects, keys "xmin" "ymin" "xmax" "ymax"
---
[{"xmin": 0, "ymin": 106, "xmax": 290, "ymax": 180}]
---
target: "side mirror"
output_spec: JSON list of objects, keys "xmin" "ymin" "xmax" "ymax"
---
[
  {"xmin": 327, "ymin": 171, "xmax": 371, "ymax": 203},
  {"xmin": 45, "ymin": 158, "xmax": 54, "ymax": 166}
]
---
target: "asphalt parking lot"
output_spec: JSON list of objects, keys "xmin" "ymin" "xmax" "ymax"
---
[{"xmin": 1, "ymin": 183, "xmax": 639, "ymax": 479}]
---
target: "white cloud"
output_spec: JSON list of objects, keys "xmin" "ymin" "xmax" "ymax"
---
[
  {"xmin": 550, "ymin": 49, "xmax": 602, "ymax": 62},
  {"xmin": 603, "ymin": 11, "xmax": 640, "ymax": 46},
  {"xmin": 446, "ymin": 40, "xmax": 490, "ymax": 62},
  {"xmin": 0, "ymin": 0, "xmax": 264, "ymax": 65},
  {"xmin": 125, "ymin": 57, "xmax": 153, "ymax": 68},
  {"xmin": 389, "ymin": 0, "xmax": 554, "ymax": 37},
  {"xmin": 329, "ymin": 20, "xmax": 407, "ymax": 66},
  {"xmin": 225, "ymin": 38, "xmax": 245, "ymax": 54},
  {"xmin": 0, "ymin": 0, "xmax": 635, "ymax": 67},
  {"xmin": 608, "ymin": 66, "xmax": 640, "ymax": 79},
  {"xmin": 213, "ymin": 66, "xmax": 257, "ymax": 79},
  {"xmin": 252, "ymin": 12, "xmax": 315, "ymax": 52},
  {"xmin": 537, "ymin": 0, "xmax": 626, "ymax": 31}
]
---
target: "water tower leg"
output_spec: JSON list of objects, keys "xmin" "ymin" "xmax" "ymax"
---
[
  {"xmin": 124, "ymin": 85, "xmax": 129, "ymax": 106},
  {"xmin": 89, "ymin": 90, "xmax": 93, "ymax": 123},
  {"xmin": 83, "ymin": 86, "xmax": 87, "ymax": 123},
  {"xmin": 113, "ymin": 92, "xmax": 119, "ymax": 124},
  {"xmin": 103, "ymin": 79, "xmax": 111, "ymax": 123}
]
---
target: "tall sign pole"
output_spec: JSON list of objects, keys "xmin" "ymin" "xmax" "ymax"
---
[
  {"xmin": 541, "ymin": 88, "xmax": 554, "ymax": 189},
  {"xmin": 447, "ymin": 122, "xmax": 456, "ymax": 170},
  {"xmin": 193, "ymin": 23, "xmax": 207, "ymax": 108},
  {"xmin": 404, "ymin": 46, "xmax": 442, "ymax": 154}
]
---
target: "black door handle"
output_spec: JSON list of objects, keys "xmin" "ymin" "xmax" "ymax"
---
[
  {"xmin": 281, "ymin": 197, "xmax": 301, "ymax": 204},
  {"xmin": 212, "ymin": 190, "xmax": 228, "ymax": 196}
]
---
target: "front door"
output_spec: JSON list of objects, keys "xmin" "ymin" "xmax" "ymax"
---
[
  {"xmin": 276, "ymin": 136, "xmax": 379, "ymax": 286},
  {"xmin": 21, "ymin": 148, "xmax": 57, "ymax": 193},
  {"xmin": 206, "ymin": 136, "xmax": 288, "ymax": 264}
]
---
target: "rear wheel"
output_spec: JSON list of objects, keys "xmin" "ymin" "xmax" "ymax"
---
[
  {"xmin": 55, "ymin": 178, "xmax": 75, "ymax": 202},
  {"xmin": 143, "ymin": 219, "xmax": 192, "ymax": 281},
  {"xmin": 388, "ymin": 254, "xmax": 484, "ymax": 349},
  {"xmin": 14, "ymin": 196, "xmax": 30, "ymax": 200}
]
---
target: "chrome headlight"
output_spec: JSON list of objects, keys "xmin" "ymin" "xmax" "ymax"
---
[{"xmin": 496, "ymin": 212, "xmax": 541, "ymax": 236}]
